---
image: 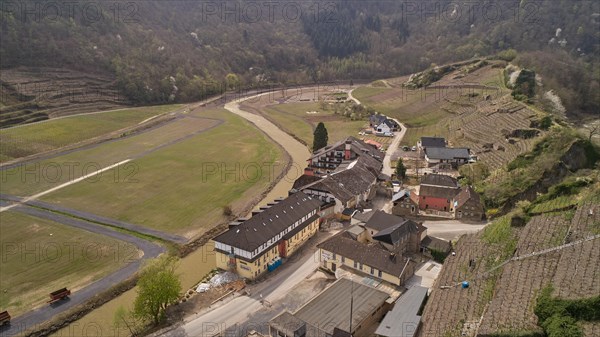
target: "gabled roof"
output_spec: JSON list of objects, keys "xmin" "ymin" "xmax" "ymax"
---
[
  {"xmin": 364, "ymin": 210, "xmax": 413, "ymax": 232},
  {"xmin": 213, "ymin": 191, "xmax": 321, "ymax": 253},
  {"xmin": 369, "ymin": 213, "xmax": 423, "ymax": 246},
  {"xmin": 292, "ymin": 174, "xmax": 321, "ymax": 190},
  {"xmin": 392, "ymin": 189, "xmax": 410, "ymax": 202},
  {"xmin": 421, "ymin": 174, "xmax": 459, "ymax": 188},
  {"xmin": 454, "ymin": 186, "xmax": 482, "ymax": 209},
  {"xmin": 310, "ymin": 136, "xmax": 383, "ymax": 162},
  {"xmin": 425, "ymin": 147, "xmax": 470, "ymax": 160},
  {"xmin": 317, "ymin": 231, "xmax": 412, "ymax": 276},
  {"xmin": 302, "ymin": 158, "xmax": 378, "ymax": 203},
  {"xmin": 352, "ymin": 210, "xmax": 376, "ymax": 223},
  {"xmin": 420, "ymin": 185, "xmax": 460, "ymax": 200},
  {"xmin": 370, "ymin": 114, "xmax": 387, "ymax": 124},
  {"xmin": 421, "ymin": 235, "xmax": 452, "ymax": 253},
  {"xmin": 375, "ymin": 286, "xmax": 429, "ymax": 337},
  {"xmin": 420, "ymin": 137, "xmax": 446, "ymax": 148}
]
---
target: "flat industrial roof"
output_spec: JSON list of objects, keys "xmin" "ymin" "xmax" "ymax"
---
[
  {"xmin": 294, "ymin": 278, "xmax": 389, "ymax": 335},
  {"xmin": 375, "ymin": 286, "xmax": 429, "ymax": 337}
]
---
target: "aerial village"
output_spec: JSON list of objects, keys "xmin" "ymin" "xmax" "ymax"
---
[{"xmin": 211, "ymin": 114, "xmax": 485, "ymax": 337}]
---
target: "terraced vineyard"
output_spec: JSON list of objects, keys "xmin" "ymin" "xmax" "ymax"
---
[
  {"xmin": 419, "ymin": 234, "xmax": 500, "ymax": 337},
  {"xmin": 478, "ymin": 215, "xmax": 568, "ymax": 335},
  {"xmin": 1, "ymin": 67, "xmax": 129, "ymax": 127},
  {"xmin": 551, "ymin": 203, "xmax": 600, "ymax": 300},
  {"xmin": 420, "ymin": 203, "xmax": 600, "ymax": 337},
  {"xmin": 357, "ymin": 61, "xmax": 544, "ymax": 172}
]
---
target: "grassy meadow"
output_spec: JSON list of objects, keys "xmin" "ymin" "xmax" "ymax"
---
[
  {"xmin": 260, "ymin": 102, "xmax": 367, "ymax": 146},
  {"xmin": 0, "ymin": 104, "xmax": 183, "ymax": 163},
  {"xmin": 0, "ymin": 116, "xmax": 219, "ymax": 197},
  {"xmin": 38, "ymin": 108, "xmax": 286, "ymax": 237}
]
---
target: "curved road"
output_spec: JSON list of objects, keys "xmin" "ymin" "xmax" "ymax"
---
[{"xmin": 0, "ymin": 201, "xmax": 165, "ymax": 336}]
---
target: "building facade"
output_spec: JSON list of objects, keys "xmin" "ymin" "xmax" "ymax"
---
[{"xmin": 213, "ymin": 192, "xmax": 321, "ymax": 280}]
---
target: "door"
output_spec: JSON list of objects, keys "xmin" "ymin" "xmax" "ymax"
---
[{"xmin": 331, "ymin": 263, "xmax": 337, "ymax": 272}]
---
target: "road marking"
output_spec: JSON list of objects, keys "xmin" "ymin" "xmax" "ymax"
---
[{"xmin": 0, "ymin": 159, "xmax": 131, "ymax": 213}]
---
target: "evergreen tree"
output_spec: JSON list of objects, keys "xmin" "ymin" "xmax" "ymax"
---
[
  {"xmin": 313, "ymin": 122, "xmax": 329, "ymax": 152},
  {"xmin": 395, "ymin": 158, "xmax": 407, "ymax": 179}
]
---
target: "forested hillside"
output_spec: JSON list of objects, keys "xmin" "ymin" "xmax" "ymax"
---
[{"xmin": 1, "ymin": 0, "xmax": 598, "ymax": 117}]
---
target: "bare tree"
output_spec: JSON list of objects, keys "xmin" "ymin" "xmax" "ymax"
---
[{"xmin": 586, "ymin": 121, "xmax": 600, "ymax": 142}]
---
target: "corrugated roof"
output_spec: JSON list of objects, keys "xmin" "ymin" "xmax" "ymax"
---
[
  {"xmin": 294, "ymin": 278, "xmax": 389, "ymax": 335},
  {"xmin": 375, "ymin": 286, "xmax": 428, "ymax": 337},
  {"xmin": 213, "ymin": 191, "xmax": 320, "ymax": 254}
]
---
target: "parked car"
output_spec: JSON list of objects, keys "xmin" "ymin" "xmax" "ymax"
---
[
  {"xmin": 411, "ymin": 146, "xmax": 417, "ymax": 151},
  {"xmin": 402, "ymin": 146, "xmax": 410, "ymax": 151}
]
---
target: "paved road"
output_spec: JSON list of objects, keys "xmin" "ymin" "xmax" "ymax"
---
[
  {"xmin": 0, "ymin": 200, "xmax": 165, "ymax": 336},
  {"xmin": 158, "ymin": 233, "xmax": 328, "ymax": 337},
  {"xmin": 422, "ymin": 220, "xmax": 487, "ymax": 241},
  {"xmin": 348, "ymin": 88, "xmax": 406, "ymax": 177},
  {"xmin": 382, "ymin": 117, "xmax": 407, "ymax": 177}
]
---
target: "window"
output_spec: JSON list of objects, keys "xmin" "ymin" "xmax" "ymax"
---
[
  {"xmin": 370, "ymin": 267, "xmax": 374, "ymax": 275},
  {"xmin": 333, "ymin": 253, "xmax": 336, "ymax": 260},
  {"xmin": 354, "ymin": 261, "xmax": 358, "ymax": 268},
  {"xmin": 341, "ymin": 256, "xmax": 345, "ymax": 263},
  {"xmin": 378, "ymin": 270, "xmax": 382, "ymax": 278}
]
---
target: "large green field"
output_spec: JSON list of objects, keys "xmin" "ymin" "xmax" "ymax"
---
[
  {"xmin": 0, "ymin": 211, "xmax": 137, "ymax": 316},
  {"xmin": 260, "ymin": 102, "xmax": 367, "ymax": 146},
  {"xmin": 0, "ymin": 104, "xmax": 183, "ymax": 163},
  {"xmin": 0, "ymin": 116, "xmax": 219, "ymax": 197},
  {"xmin": 38, "ymin": 108, "xmax": 285, "ymax": 238}
]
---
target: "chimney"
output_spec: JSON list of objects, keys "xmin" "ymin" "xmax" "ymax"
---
[{"xmin": 345, "ymin": 140, "xmax": 352, "ymax": 160}]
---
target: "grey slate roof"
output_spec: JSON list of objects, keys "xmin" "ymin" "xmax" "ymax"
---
[
  {"xmin": 420, "ymin": 174, "xmax": 459, "ymax": 188},
  {"xmin": 302, "ymin": 158, "xmax": 378, "ymax": 203},
  {"xmin": 310, "ymin": 136, "xmax": 384, "ymax": 162},
  {"xmin": 421, "ymin": 235, "xmax": 452, "ymax": 253},
  {"xmin": 419, "ymin": 185, "xmax": 460, "ymax": 200},
  {"xmin": 364, "ymin": 210, "xmax": 413, "ymax": 232},
  {"xmin": 375, "ymin": 286, "xmax": 429, "ymax": 337},
  {"xmin": 454, "ymin": 186, "xmax": 482, "ymax": 209},
  {"xmin": 317, "ymin": 231, "xmax": 411, "ymax": 277},
  {"xmin": 213, "ymin": 191, "xmax": 320, "ymax": 255},
  {"xmin": 420, "ymin": 137, "xmax": 446, "ymax": 148},
  {"xmin": 352, "ymin": 210, "xmax": 376, "ymax": 223},
  {"xmin": 294, "ymin": 278, "xmax": 389, "ymax": 335},
  {"xmin": 292, "ymin": 174, "xmax": 321, "ymax": 190},
  {"xmin": 425, "ymin": 147, "xmax": 470, "ymax": 160}
]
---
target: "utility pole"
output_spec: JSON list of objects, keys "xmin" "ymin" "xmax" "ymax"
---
[{"xmin": 349, "ymin": 279, "xmax": 354, "ymax": 334}]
